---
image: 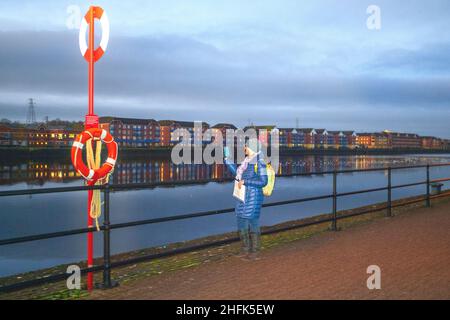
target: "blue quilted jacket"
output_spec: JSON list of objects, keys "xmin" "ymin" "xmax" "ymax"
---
[{"xmin": 225, "ymin": 155, "xmax": 268, "ymax": 219}]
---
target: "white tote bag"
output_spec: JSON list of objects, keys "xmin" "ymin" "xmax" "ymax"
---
[{"xmin": 233, "ymin": 180, "xmax": 246, "ymax": 203}]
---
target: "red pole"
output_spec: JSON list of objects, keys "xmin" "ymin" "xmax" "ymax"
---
[
  {"xmin": 86, "ymin": 6, "xmax": 95, "ymax": 291},
  {"xmin": 75, "ymin": 4, "xmax": 109, "ymax": 290},
  {"xmin": 88, "ymin": 7, "xmax": 94, "ymax": 116}
]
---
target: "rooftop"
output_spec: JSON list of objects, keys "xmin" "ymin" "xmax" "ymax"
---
[{"xmin": 100, "ymin": 116, "xmax": 157, "ymax": 125}]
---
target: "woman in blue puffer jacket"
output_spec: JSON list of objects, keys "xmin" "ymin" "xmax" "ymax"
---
[{"xmin": 224, "ymin": 142, "xmax": 268, "ymax": 260}]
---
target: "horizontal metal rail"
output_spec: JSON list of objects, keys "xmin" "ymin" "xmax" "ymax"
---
[
  {"xmin": 430, "ymin": 177, "xmax": 450, "ymax": 184},
  {"xmin": 391, "ymin": 181, "xmax": 427, "ymax": 189},
  {"xmin": 0, "ymin": 226, "xmax": 99, "ymax": 246},
  {"xmin": 337, "ymin": 186, "xmax": 388, "ymax": 197}
]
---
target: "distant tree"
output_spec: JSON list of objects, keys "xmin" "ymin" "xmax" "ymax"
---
[
  {"xmin": 0, "ymin": 118, "xmax": 12, "ymax": 124},
  {"xmin": 45, "ymin": 118, "xmax": 84, "ymax": 131}
]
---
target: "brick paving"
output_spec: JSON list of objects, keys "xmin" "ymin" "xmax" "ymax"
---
[{"xmin": 90, "ymin": 200, "xmax": 450, "ymax": 300}]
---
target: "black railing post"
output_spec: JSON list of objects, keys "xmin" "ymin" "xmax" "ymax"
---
[
  {"xmin": 387, "ymin": 167, "xmax": 392, "ymax": 217},
  {"xmin": 332, "ymin": 171, "xmax": 337, "ymax": 231},
  {"xmin": 98, "ymin": 184, "xmax": 118, "ymax": 289},
  {"xmin": 426, "ymin": 164, "xmax": 431, "ymax": 207}
]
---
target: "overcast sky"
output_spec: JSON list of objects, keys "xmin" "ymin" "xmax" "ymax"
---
[{"xmin": 0, "ymin": 0, "xmax": 449, "ymax": 137}]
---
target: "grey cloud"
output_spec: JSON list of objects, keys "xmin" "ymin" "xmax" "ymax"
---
[
  {"xmin": 0, "ymin": 30, "xmax": 449, "ymax": 138},
  {"xmin": 367, "ymin": 42, "xmax": 450, "ymax": 75}
]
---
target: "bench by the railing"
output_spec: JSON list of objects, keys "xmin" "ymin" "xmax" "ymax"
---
[{"xmin": 0, "ymin": 163, "xmax": 449, "ymax": 293}]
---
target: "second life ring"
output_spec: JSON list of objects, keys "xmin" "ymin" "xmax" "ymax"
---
[
  {"xmin": 79, "ymin": 6, "xmax": 110, "ymax": 62},
  {"xmin": 71, "ymin": 128, "xmax": 118, "ymax": 184}
]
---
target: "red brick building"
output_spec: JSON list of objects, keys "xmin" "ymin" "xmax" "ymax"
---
[
  {"xmin": 243, "ymin": 125, "xmax": 277, "ymax": 146},
  {"xmin": 158, "ymin": 120, "xmax": 209, "ymax": 146},
  {"xmin": 342, "ymin": 131, "xmax": 357, "ymax": 149},
  {"xmin": 211, "ymin": 123, "xmax": 237, "ymax": 144},
  {"xmin": 384, "ymin": 131, "xmax": 422, "ymax": 149},
  {"xmin": 356, "ymin": 132, "xmax": 390, "ymax": 149},
  {"xmin": 0, "ymin": 125, "xmax": 29, "ymax": 146},
  {"xmin": 443, "ymin": 139, "xmax": 450, "ymax": 150},
  {"xmin": 28, "ymin": 124, "xmax": 77, "ymax": 147},
  {"xmin": 298, "ymin": 128, "xmax": 315, "ymax": 149},
  {"xmin": 314, "ymin": 129, "xmax": 328, "ymax": 149},
  {"xmin": 421, "ymin": 136, "xmax": 443, "ymax": 149},
  {"xmin": 0, "ymin": 125, "xmax": 14, "ymax": 146},
  {"xmin": 326, "ymin": 131, "xmax": 342, "ymax": 149},
  {"xmin": 99, "ymin": 117, "xmax": 160, "ymax": 148}
]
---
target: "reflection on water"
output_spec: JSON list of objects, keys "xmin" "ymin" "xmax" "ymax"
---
[
  {"xmin": 1, "ymin": 154, "xmax": 450, "ymax": 187},
  {"xmin": 0, "ymin": 153, "xmax": 449, "ymax": 278}
]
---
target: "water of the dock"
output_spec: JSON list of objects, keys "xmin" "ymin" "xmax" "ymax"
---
[{"xmin": 90, "ymin": 199, "xmax": 450, "ymax": 300}]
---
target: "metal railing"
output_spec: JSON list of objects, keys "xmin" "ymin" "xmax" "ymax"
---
[{"xmin": 0, "ymin": 162, "xmax": 449, "ymax": 293}]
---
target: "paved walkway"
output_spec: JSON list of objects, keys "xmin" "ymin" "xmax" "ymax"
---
[{"xmin": 91, "ymin": 200, "xmax": 450, "ymax": 300}]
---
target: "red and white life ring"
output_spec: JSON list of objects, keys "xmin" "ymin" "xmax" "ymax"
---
[
  {"xmin": 71, "ymin": 128, "xmax": 118, "ymax": 184},
  {"xmin": 78, "ymin": 6, "xmax": 110, "ymax": 62}
]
